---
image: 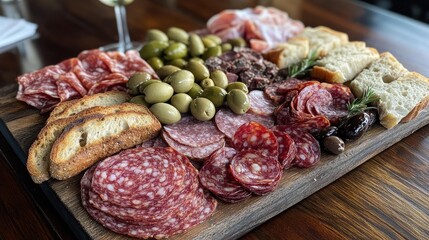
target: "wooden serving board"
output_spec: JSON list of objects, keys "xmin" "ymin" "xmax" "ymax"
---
[{"xmin": 2, "ymin": 81, "xmax": 428, "ymax": 239}]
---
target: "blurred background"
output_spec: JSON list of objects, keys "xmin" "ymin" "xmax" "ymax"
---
[{"xmin": 360, "ymin": 0, "xmax": 429, "ymax": 23}]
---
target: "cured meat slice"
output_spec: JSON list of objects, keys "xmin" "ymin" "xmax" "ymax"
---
[
  {"xmin": 164, "ymin": 115, "xmax": 224, "ymax": 147},
  {"xmin": 199, "ymin": 147, "xmax": 252, "ymax": 203},
  {"xmin": 229, "ymin": 149, "xmax": 282, "ymax": 195},
  {"xmin": 232, "ymin": 121, "xmax": 278, "ymax": 157},
  {"xmin": 91, "ymin": 147, "xmax": 186, "ymax": 209},
  {"xmin": 248, "ymin": 90, "xmax": 277, "ymax": 116},
  {"xmin": 292, "ymin": 84, "xmax": 322, "ymax": 113},
  {"xmin": 215, "ymin": 108, "xmax": 275, "ymax": 139},
  {"xmin": 264, "ymin": 81, "xmax": 285, "ymax": 104},
  {"xmin": 277, "ymin": 79, "xmax": 319, "ymax": 95},
  {"xmin": 272, "ymin": 126, "xmax": 321, "ymax": 168},
  {"xmin": 321, "ymin": 83, "xmax": 354, "ymax": 111},
  {"xmin": 272, "ymin": 130, "xmax": 296, "ymax": 169},
  {"xmin": 162, "ymin": 131, "xmax": 225, "ymax": 160},
  {"xmin": 87, "ymin": 73, "xmax": 129, "ymax": 95}
]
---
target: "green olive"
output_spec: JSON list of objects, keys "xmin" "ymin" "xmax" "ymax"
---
[
  {"xmin": 138, "ymin": 79, "xmax": 162, "ymax": 94},
  {"xmin": 129, "ymin": 95, "xmax": 149, "ymax": 107},
  {"xmin": 202, "ymin": 37, "xmax": 217, "ymax": 48},
  {"xmin": 163, "ymin": 42, "xmax": 187, "ymax": 61},
  {"xmin": 167, "ymin": 58, "xmax": 188, "ymax": 68},
  {"xmin": 228, "ymin": 37, "xmax": 247, "ymax": 48},
  {"xmin": 186, "ymin": 83, "xmax": 204, "ymax": 99},
  {"xmin": 156, "ymin": 65, "xmax": 181, "ymax": 80},
  {"xmin": 189, "ymin": 57, "xmax": 204, "ymax": 64},
  {"xmin": 210, "ymin": 70, "xmax": 228, "ymax": 89},
  {"xmin": 200, "ymin": 86, "xmax": 227, "ymax": 108},
  {"xmin": 146, "ymin": 57, "xmax": 164, "ymax": 70},
  {"xmin": 145, "ymin": 29, "xmax": 168, "ymax": 42},
  {"xmin": 166, "ymin": 27, "xmax": 189, "ymax": 44},
  {"xmin": 150, "ymin": 103, "xmax": 181, "ymax": 125},
  {"xmin": 189, "ymin": 33, "xmax": 205, "ymax": 57},
  {"xmin": 221, "ymin": 43, "xmax": 232, "ymax": 52},
  {"xmin": 204, "ymin": 34, "xmax": 222, "ymax": 45},
  {"xmin": 226, "ymin": 89, "xmax": 250, "ymax": 114},
  {"xmin": 170, "ymin": 93, "xmax": 192, "ymax": 113},
  {"xmin": 139, "ymin": 40, "xmax": 169, "ymax": 59},
  {"xmin": 142, "ymin": 82, "xmax": 174, "ymax": 103},
  {"xmin": 184, "ymin": 61, "xmax": 209, "ymax": 81},
  {"xmin": 127, "ymin": 72, "xmax": 151, "ymax": 95},
  {"xmin": 165, "ymin": 70, "xmax": 195, "ymax": 93},
  {"xmin": 202, "ymin": 46, "xmax": 222, "ymax": 60},
  {"xmin": 226, "ymin": 82, "xmax": 249, "ymax": 94},
  {"xmin": 200, "ymin": 78, "xmax": 215, "ymax": 89},
  {"xmin": 190, "ymin": 98, "xmax": 216, "ymax": 121}
]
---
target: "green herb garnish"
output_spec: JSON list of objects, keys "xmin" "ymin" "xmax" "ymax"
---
[
  {"xmin": 347, "ymin": 87, "xmax": 379, "ymax": 117},
  {"xmin": 288, "ymin": 49, "xmax": 318, "ymax": 78}
]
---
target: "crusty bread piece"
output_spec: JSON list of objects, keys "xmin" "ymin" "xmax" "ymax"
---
[
  {"xmin": 26, "ymin": 103, "xmax": 151, "ymax": 183},
  {"xmin": 311, "ymin": 41, "xmax": 380, "ymax": 83},
  {"xmin": 46, "ymin": 91, "xmax": 130, "ymax": 123},
  {"xmin": 297, "ymin": 26, "xmax": 349, "ymax": 57},
  {"xmin": 50, "ymin": 110, "xmax": 161, "ymax": 180},
  {"xmin": 263, "ymin": 37, "xmax": 309, "ymax": 68},
  {"xmin": 48, "ymin": 99, "xmax": 79, "ymax": 119},
  {"xmin": 350, "ymin": 52, "xmax": 409, "ymax": 98}
]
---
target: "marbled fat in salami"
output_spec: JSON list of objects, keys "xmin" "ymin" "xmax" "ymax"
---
[
  {"xmin": 199, "ymin": 147, "xmax": 252, "ymax": 202},
  {"xmin": 248, "ymin": 90, "xmax": 277, "ymax": 116},
  {"xmin": 232, "ymin": 121, "xmax": 278, "ymax": 157},
  {"xmin": 215, "ymin": 108, "xmax": 275, "ymax": 139},
  {"xmin": 164, "ymin": 115, "xmax": 224, "ymax": 147},
  {"xmin": 272, "ymin": 130, "xmax": 296, "ymax": 169},
  {"xmin": 229, "ymin": 149, "xmax": 282, "ymax": 195}
]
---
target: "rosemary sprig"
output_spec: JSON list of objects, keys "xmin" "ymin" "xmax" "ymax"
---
[
  {"xmin": 347, "ymin": 87, "xmax": 379, "ymax": 117},
  {"xmin": 288, "ymin": 49, "xmax": 319, "ymax": 78}
]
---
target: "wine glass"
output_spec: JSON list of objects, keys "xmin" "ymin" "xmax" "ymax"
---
[{"xmin": 98, "ymin": 0, "xmax": 142, "ymax": 52}]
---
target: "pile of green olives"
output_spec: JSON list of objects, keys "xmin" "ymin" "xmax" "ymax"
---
[
  {"xmin": 140, "ymin": 27, "xmax": 246, "ymax": 70},
  {"xmin": 127, "ymin": 64, "xmax": 250, "ymax": 124}
]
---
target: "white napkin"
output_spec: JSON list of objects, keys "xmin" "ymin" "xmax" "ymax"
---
[{"xmin": 0, "ymin": 16, "xmax": 37, "ymax": 50}]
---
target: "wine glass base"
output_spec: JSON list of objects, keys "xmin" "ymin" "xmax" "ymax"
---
[{"xmin": 99, "ymin": 41, "xmax": 143, "ymax": 52}]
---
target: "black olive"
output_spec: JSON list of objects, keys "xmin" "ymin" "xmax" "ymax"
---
[
  {"xmin": 339, "ymin": 112, "xmax": 370, "ymax": 141},
  {"xmin": 315, "ymin": 126, "xmax": 338, "ymax": 141},
  {"xmin": 365, "ymin": 108, "xmax": 378, "ymax": 126}
]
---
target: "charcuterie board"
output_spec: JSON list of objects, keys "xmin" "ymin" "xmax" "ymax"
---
[{"xmin": 1, "ymin": 81, "xmax": 428, "ymax": 239}]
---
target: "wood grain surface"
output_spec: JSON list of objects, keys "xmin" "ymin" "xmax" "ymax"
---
[{"xmin": 0, "ymin": 0, "xmax": 428, "ymax": 239}]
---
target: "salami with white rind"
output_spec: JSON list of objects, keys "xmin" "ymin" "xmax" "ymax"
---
[{"xmin": 232, "ymin": 121, "xmax": 278, "ymax": 157}]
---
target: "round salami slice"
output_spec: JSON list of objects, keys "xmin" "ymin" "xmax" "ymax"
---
[
  {"xmin": 229, "ymin": 149, "xmax": 282, "ymax": 195},
  {"xmin": 163, "ymin": 131, "xmax": 225, "ymax": 160},
  {"xmin": 277, "ymin": 79, "xmax": 319, "ymax": 95},
  {"xmin": 264, "ymin": 81, "xmax": 284, "ymax": 104},
  {"xmin": 164, "ymin": 115, "xmax": 224, "ymax": 147},
  {"xmin": 215, "ymin": 108, "xmax": 275, "ymax": 139},
  {"xmin": 321, "ymin": 82, "xmax": 354, "ymax": 111},
  {"xmin": 199, "ymin": 147, "xmax": 252, "ymax": 203},
  {"xmin": 272, "ymin": 130, "xmax": 296, "ymax": 169},
  {"xmin": 248, "ymin": 90, "xmax": 277, "ymax": 116},
  {"xmin": 232, "ymin": 121, "xmax": 278, "ymax": 157},
  {"xmin": 292, "ymin": 84, "xmax": 322, "ymax": 113},
  {"xmin": 272, "ymin": 126, "xmax": 321, "ymax": 168}
]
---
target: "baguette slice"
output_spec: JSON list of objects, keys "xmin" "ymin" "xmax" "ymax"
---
[
  {"xmin": 26, "ymin": 103, "xmax": 151, "ymax": 183},
  {"xmin": 311, "ymin": 41, "xmax": 380, "ymax": 83},
  {"xmin": 47, "ymin": 90, "xmax": 130, "ymax": 123},
  {"xmin": 49, "ymin": 110, "xmax": 161, "ymax": 180},
  {"xmin": 263, "ymin": 37, "xmax": 309, "ymax": 68},
  {"xmin": 297, "ymin": 26, "xmax": 349, "ymax": 57}
]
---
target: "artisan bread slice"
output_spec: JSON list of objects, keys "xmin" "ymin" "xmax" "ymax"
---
[
  {"xmin": 50, "ymin": 110, "xmax": 161, "ymax": 180},
  {"xmin": 47, "ymin": 91, "xmax": 130, "ymax": 123},
  {"xmin": 350, "ymin": 52, "xmax": 409, "ymax": 98},
  {"xmin": 26, "ymin": 103, "xmax": 150, "ymax": 183},
  {"xmin": 297, "ymin": 26, "xmax": 349, "ymax": 57},
  {"xmin": 263, "ymin": 37, "xmax": 309, "ymax": 68},
  {"xmin": 48, "ymin": 99, "xmax": 79, "ymax": 119},
  {"xmin": 311, "ymin": 41, "xmax": 380, "ymax": 83}
]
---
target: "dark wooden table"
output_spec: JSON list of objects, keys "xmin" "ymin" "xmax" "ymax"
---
[{"xmin": 1, "ymin": 0, "xmax": 428, "ymax": 239}]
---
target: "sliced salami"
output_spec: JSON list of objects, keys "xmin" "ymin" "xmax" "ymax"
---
[
  {"xmin": 162, "ymin": 131, "xmax": 225, "ymax": 160},
  {"xmin": 264, "ymin": 81, "xmax": 285, "ymax": 104},
  {"xmin": 277, "ymin": 79, "xmax": 319, "ymax": 95},
  {"xmin": 215, "ymin": 108, "xmax": 275, "ymax": 139},
  {"xmin": 232, "ymin": 121, "xmax": 278, "ymax": 157},
  {"xmin": 199, "ymin": 147, "xmax": 252, "ymax": 203},
  {"xmin": 272, "ymin": 130, "xmax": 296, "ymax": 169},
  {"xmin": 272, "ymin": 126, "xmax": 321, "ymax": 168},
  {"xmin": 164, "ymin": 115, "xmax": 224, "ymax": 147},
  {"xmin": 321, "ymin": 82, "xmax": 354, "ymax": 111},
  {"xmin": 229, "ymin": 149, "xmax": 282, "ymax": 195},
  {"xmin": 248, "ymin": 90, "xmax": 277, "ymax": 116}
]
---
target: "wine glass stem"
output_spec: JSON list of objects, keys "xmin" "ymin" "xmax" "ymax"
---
[{"xmin": 114, "ymin": 4, "xmax": 131, "ymax": 52}]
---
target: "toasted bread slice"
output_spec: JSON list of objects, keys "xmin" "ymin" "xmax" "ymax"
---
[
  {"xmin": 311, "ymin": 41, "xmax": 380, "ymax": 83},
  {"xmin": 48, "ymin": 99, "xmax": 79, "ymax": 119},
  {"xmin": 47, "ymin": 91, "xmax": 130, "ymax": 123},
  {"xmin": 297, "ymin": 26, "xmax": 349, "ymax": 57},
  {"xmin": 26, "ymin": 103, "xmax": 151, "ymax": 183},
  {"xmin": 49, "ymin": 110, "xmax": 161, "ymax": 180},
  {"xmin": 263, "ymin": 37, "xmax": 309, "ymax": 68}
]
